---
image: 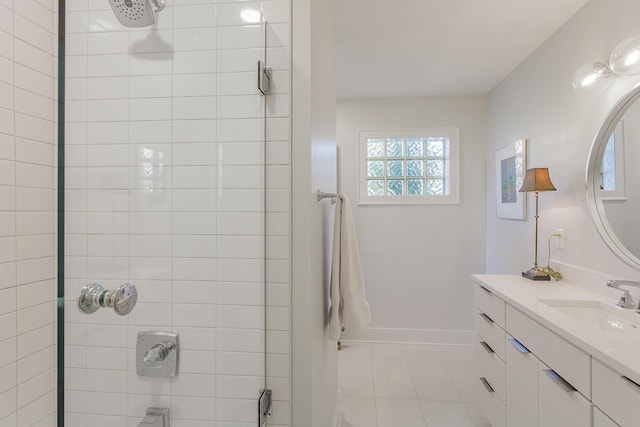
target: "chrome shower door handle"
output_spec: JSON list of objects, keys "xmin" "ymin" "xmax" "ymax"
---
[{"xmin": 78, "ymin": 282, "xmax": 138, "ymax": 315}]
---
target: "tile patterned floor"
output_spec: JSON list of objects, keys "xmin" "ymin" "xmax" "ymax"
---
[{"xmin": 339, "ymin": 342, "xmax": 491, "ymax": 427}]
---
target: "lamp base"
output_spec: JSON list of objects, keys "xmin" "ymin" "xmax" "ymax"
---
[{"xmin": 522, "ymin": 267, "xmax": 551, "ymax": 281}]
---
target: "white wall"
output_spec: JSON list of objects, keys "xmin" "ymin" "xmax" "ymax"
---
[
  {"xmin": 291, "ymin": 0, "xmax": 339, "ymax": 425},
  {"xmin": 487, "ymin": 0, "xmax": 640, "ymax": 291},
  {"xmin": 337, "ymin": 96, "xmax": 487, "ymax": 342},
  {"xmin": 0, "ymin": 0, "xmax": 58, "ymax": 425}
]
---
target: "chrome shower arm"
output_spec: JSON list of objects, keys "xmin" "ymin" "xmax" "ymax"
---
[{"xmin": 150, "ymin": 0, "xmax": 165, "ymax": 11}]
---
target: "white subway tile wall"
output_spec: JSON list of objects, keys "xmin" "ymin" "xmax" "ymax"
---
[
  {"xmin": 0, "ymin": 0, "xmax": 58, "ymax": 426},
  {"xmin": 64, "ymin": 1, "xmax": 290, "ymax": 427}
]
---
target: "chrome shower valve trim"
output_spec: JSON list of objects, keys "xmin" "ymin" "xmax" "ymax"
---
[{"xmin": 137, "ymin": 331, "xmax": 179, "ymax": 378}]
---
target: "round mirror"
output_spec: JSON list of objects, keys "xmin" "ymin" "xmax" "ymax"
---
[{"xmin": 586, "ymin": 83, "xmax": 640, "ymax": 269}]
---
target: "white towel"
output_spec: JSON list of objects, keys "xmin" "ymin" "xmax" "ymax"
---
[{"xmin": 329, "ymin": 195, "xmax": 371, "ymax": 341}]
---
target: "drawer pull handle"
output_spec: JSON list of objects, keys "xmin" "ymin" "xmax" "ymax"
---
[
  {"xmin": 480, "ymin": 341, "xmax": 495, "ymax": 354},
  {"xmin": 621, "ymin": 375, "xmax": 640, "ymax": 391},
  {"xmin": 479, "ymin": 285, "xmax": 492, "ymax": 294},
  {"xmin": 508, "ymin": 338, "xmax": 530, "ymax": 354},
  {"xmin": 543, "ymin": 369, "xmax": 577, "ymax": 392},
  {"xmin": 479, "ymin": 377, "xmax": 495, "ymax": 393},
  {"xmin": 479, "ymin": 312, "xmax": 494, "ymax": 324}
]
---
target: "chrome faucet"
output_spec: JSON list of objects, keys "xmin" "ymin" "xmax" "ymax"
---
[{"xmin": 606, "ymin": 280, "xmax": 640, "ymax": 311}]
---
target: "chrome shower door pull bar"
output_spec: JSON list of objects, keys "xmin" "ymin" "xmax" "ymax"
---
[
  {"xmin": 78, "ymin": 282, "xmax": 138, "ymax": 315},
  {"xmin": 258, "ymin": 61, "xmax": 272, "ymax": 95}
]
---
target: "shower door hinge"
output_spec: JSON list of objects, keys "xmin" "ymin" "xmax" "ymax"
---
[
  {"xmin": 258, "ymin": 61, "xmax": 272, "ymax": 96},
  {"xmin": 258, "ymin": 388, "xmax": 272, "ymax": 426}
]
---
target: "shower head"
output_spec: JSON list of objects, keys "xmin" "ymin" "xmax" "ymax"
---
[{"xmin": 108, "ymin": 0, "xmax": 165, "ymax": 28}]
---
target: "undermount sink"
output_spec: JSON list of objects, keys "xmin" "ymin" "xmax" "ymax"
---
[{"xmin": 540, "ymin": 299, "xmax": 640, "ymax": 333}]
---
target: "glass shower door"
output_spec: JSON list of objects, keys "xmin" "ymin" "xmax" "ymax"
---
[{"xmin": 60, "ymin": 0, "xmax": 268, "ymax": 425}]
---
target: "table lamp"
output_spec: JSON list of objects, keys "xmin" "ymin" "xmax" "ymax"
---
[{"xmin": 519, "ymin": 168, "xmax": 557, "ymax": 281}]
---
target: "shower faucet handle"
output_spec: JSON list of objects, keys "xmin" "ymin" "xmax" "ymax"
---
[
  {"xmin": 143, "ymin": 341, "xmax": 177, "ymax": 362},
  {"xmin": 78, "ymin": 282, "xmax": 138, "ymax": 315}
]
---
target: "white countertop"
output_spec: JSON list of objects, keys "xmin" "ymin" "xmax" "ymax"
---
[{"xmin": 472, "ymin": 274, "xmax": 640, "ymax": 384}]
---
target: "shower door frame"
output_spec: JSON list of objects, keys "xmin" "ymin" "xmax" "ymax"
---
[{"xmin": 56, "ymin": 0, "xmax": 66, "ymax": 425}]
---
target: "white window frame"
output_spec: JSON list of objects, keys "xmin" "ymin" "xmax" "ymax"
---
[{"xmin": 358, "ymin": 128, "xmax": 460, "ymax": 205}]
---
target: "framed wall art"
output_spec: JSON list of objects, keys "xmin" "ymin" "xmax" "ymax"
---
[{"xmin": 496, "ymin": 139, "xmax": 527, "ymax": 220}]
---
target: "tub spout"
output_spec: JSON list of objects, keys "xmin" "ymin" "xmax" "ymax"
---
[{"xmin": 138, "ymin": 408, "xmax": 169, "ymax": 427}]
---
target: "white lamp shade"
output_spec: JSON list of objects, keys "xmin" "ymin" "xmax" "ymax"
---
[{"xmin": 610, "ymin": 35, "xmax": 640, "ymax": 76}]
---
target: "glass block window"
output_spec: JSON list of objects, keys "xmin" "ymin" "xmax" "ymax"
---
[
  {"xmin": 359, "ymin": 129, "xmax": 460, "ymax": 204},
  {"xmin": 365, "ymin": 137, "xmax": 448, "ymax": 196}
]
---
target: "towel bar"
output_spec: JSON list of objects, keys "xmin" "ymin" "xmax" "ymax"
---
[{"xmin": 317, "ymin": 190, "xmax": 340, "ymax": 204}]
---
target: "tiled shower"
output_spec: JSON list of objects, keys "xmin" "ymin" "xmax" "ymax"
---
[
  {"xmin": 0, "ymin": 0, "xmax": 58, "ymax": 425},
  {"xmin": 0, "ymin": 0, "xmax": 292, "ymax": 425}
]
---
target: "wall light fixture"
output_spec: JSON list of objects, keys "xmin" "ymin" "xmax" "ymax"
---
[
  {"xmin": 572, "ymin": 35, "xmax": 640, "ymax": 93},
  {"xmin": 572, "ymin": 62, "xmax": 612, "ymax": 93}
]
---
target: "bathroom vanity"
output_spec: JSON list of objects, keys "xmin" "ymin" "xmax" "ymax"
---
[{"xmin": 473, "ymin": 274, "xmax": 640, "ymax": 427}]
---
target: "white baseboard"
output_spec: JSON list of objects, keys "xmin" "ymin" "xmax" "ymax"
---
[{"xmin": 339, "ymin": 327, "xmax": 475, "ymax": 345}]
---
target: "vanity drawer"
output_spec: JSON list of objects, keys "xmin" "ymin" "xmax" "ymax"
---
[
  {"xmin": 476, "ymin": 335, "xmax": 505, "ymax": 403},
  {"xmin": 475, "ymin": 283, "xmax": 506, "ymax": 329},
  {"xmin": 505, "ymin": 334, "xmax": 539, "ymax": 427},
  {"xmin": 506, "ymin": 304, "xmax": 591, "ymax": 398},
  {"xmin": 479, "ymin": 375, "xmax": 505, "ymax": 427},
  {"xmin": 594, "ymin": 407, "xmax": 620, "ymax": 427},
  {"xmin": 475, "ymin": 308, "xmax": 506, "ymax": 361},
  {"xmin": 539, "ymin": 361, "xmax": 592, "ymax": 427},
  {"xmin": 593, "ymin": 358, "xmax": 640, "ymax": 427}
]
